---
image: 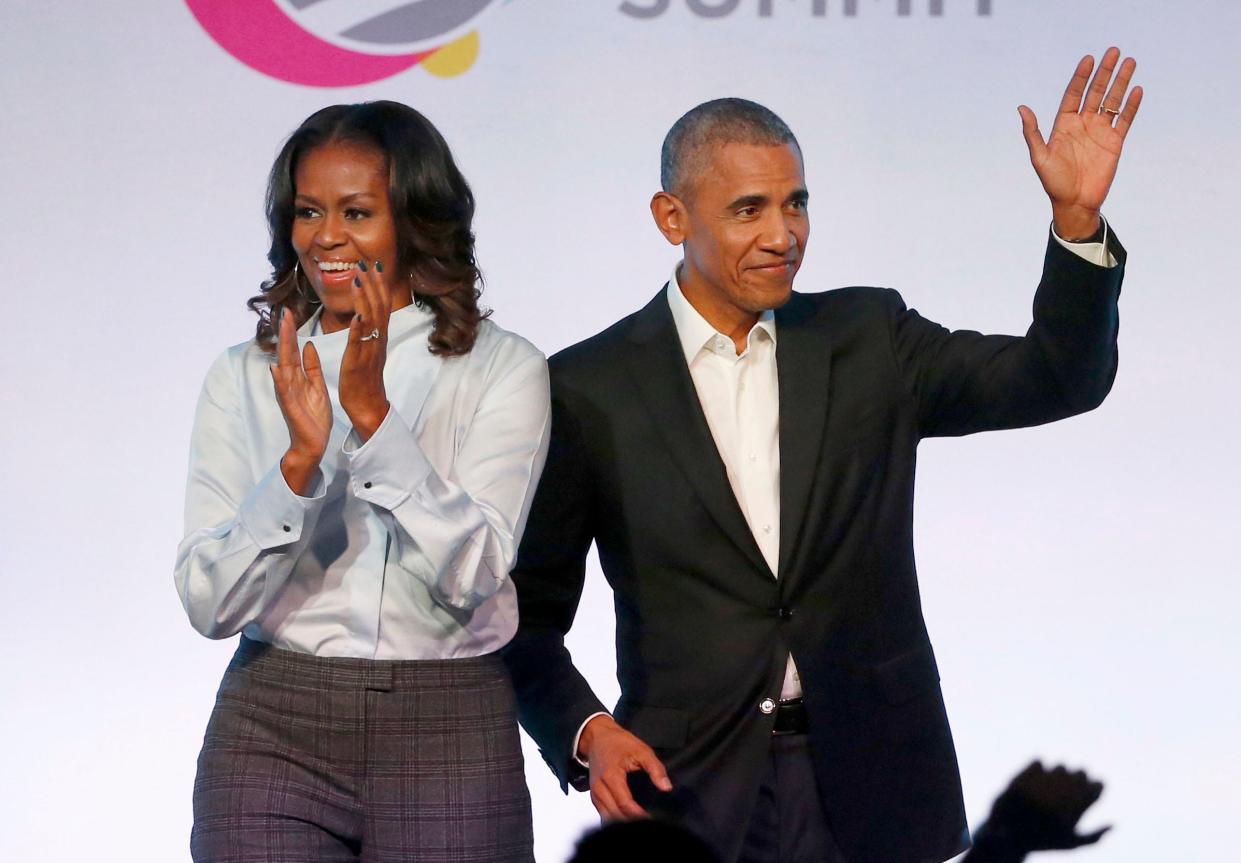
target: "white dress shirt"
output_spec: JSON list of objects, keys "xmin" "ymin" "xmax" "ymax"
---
[
  {"xmin": 175, "ymin": 302, "xmax": 551, "ymax": 659},
  {"xmin": 665, "ymin": 273, "xmax": 807, "ymax": 700},
  {"xmin": 574, "ymin": 222, "xmax": 1115, "ymax": 759}
]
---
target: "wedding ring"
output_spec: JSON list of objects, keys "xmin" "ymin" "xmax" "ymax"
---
[
  {"xmin": 1100, "ymin": 106, "xmax": 1121, "ymax": 116},
  {"xmin": 360, "ymin": 328, "xmax": 381, "ymax": 342}
]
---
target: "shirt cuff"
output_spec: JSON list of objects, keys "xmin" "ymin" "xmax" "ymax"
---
[
  {"xmin": 344, "ymin": 406, "xmax": 433, "ymax": 511},
  {"xmin": 238, "ymin": 462, "xmax": 325, "ymax": 549},
  {"xmin": 1051, "ymin": 215, "xmax": 1117, "ymax": 268},
  {"xmin": 572, "ymin": 711, "xmax": 612, "ymax": 768}
]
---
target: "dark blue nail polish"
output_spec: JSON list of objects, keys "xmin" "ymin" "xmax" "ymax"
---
[
  {"xmin": 353, "ymin": 276, "xmax": 361, "ymax": 287},
  {"xmin": 358, "ymin": 261, "xmax": 368, "ymax": 272},
  {"xmin": 374, "ymin": 260, "xmax": 383, "ymax": 273}
]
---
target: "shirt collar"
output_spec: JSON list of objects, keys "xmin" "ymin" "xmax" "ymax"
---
[{"xmin": 665, "ymin": 264, "xmax": 777, "ymax": 364}]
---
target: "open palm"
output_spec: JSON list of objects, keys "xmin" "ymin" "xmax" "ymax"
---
[
  {"xmin": 272, "ymin": 308, "xmax": 333, "ymax": 461},
  {"xmin": 1019, "ymin": 48, "xmax": 1143, "ymax": 237}
]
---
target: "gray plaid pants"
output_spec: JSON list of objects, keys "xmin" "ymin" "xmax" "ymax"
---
[{"xmin": 191, "ymin": 637, "xmax": 534, "ymax": 862}]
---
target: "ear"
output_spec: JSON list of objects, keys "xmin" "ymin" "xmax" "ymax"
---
[{"xmin": 650, "ymin": 191, "xmax": 688, "ymax": 246}]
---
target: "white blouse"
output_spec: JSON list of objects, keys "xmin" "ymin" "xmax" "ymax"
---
[{"xmin": 174, "ymin": 302, "xmax": 551, "ymax": 660}]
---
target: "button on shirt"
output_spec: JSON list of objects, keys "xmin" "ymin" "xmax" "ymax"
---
[{"xmin": 174, "ymin": 302, "xmax": 551, "ymax": 659}]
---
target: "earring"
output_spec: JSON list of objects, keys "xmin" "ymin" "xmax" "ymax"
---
[
  {"xmin": 410, "ymin": 273, "xmax": 424, "ymax": 308},
  {"xmin": 292, "ymin": 261, "xmax": 318, "ymax": 304}
]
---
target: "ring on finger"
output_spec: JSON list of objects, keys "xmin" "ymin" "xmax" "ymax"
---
[
  {"xmin": 360, "ymin": 328, "xmax": 381, "ymax": 342},
  {"xmin": 1099, "ymin": 106, "xmax": 1121, "ymax": 116}
]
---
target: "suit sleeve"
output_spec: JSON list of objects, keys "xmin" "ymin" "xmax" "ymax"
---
[
  {"xmin": 891, "ymin": 229, "xmax": 1125, "ymax": 438},
  {"xmin": 502, "ymin": 377, "xmax": 608, "ymax": 793}
]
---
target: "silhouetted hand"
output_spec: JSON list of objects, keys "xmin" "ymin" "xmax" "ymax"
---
[{"xmin": 965, "ymin": 761, "xmax": 1110, "ymax": 863}]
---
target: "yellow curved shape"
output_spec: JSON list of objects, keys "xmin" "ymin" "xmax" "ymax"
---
[{"xmin": 422, "ymin": 31, "xmax": 480, "ymax": 78}]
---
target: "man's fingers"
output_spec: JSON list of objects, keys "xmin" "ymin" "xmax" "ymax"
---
[
  {"xmin": 603, "ymin": 770, "xmax": 649, "ymax": 819},
  {"xmin": 1099, "ymin": 56, "xmax": 1136, "ymax": 115},
  {"xmin": 1072, "ymin": 825, "xmax": 1112, "ymax": 847},
  {"xmin": 1114, "ymin": 86, "xmax": 1143, "ymax": 138},
  {"xmin": 590, "ymin": 782, "xmax": 624, "ymax": 822},
  {"xmin": 1058, "ymin": 54, "xmax": 1094, "ymax": 114},
  {"xmin": 1082, "ymin": 47, "xmax": 1121, "ymax": 114},
  {"xmin": 636, "ymin": 749, "xmax": 673, "ymax": 792},
  {"xmin": 1018, "ymin": 106, "xmax": 1046, "ymax": 164}
]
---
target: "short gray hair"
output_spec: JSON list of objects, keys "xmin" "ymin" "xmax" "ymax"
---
[{"xmin": 660, "ymin": 98, "xmax": 800, "ymax": 198}]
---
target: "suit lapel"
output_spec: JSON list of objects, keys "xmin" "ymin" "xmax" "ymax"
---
[
  {"xmin": 623, "ymin": 289, "xmax": 774, "ymax": 579},
  {"xmin": 775, "ymin": 293, "xmax": 833, "ymax": 579}
]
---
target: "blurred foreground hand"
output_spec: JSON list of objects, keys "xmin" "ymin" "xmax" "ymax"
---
[{"xmin": 964, "ymin": 760, "xmax": 1111, "ymax": 863}]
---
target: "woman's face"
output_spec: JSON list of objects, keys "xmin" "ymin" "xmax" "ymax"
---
[{"xmin": 291, "ymin": 141, "xmax": 408, "ymax": 333}]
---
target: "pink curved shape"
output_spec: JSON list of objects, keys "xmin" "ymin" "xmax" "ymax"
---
[{"xmin": 186, "ymin": 0, "xmax": 431, "ymax": 87}]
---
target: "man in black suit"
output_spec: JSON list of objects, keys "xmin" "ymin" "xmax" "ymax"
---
[{"xmin": 504, "ymin": 49, "xmax": 1141, "ymax": 863}]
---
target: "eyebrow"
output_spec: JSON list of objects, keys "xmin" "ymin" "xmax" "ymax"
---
[
  {"xmin": 294, "ymin": 191, "xmax": 380, "ymax": 206},
  {"xmin": 726, "ymin": 188, "xmax": 810, "ymax": 210},
  {"xmin": 727, "ymin": 194, "xmax": 768, "ymax": 210}
]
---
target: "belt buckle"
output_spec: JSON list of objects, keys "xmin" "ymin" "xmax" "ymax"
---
[{"xmin": 771, "ymin": 697, "xmax": 807, "ymax": 736}]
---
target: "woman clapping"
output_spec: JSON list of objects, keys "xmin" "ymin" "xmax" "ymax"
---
[{"xmin": 175, "ymin": 102, "xmax": 545, "ymax": 863}]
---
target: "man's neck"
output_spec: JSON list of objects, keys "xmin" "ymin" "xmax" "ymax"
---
[{"xmin": 677, "ymin": 263, "xmax": 758, "ymax": 356}]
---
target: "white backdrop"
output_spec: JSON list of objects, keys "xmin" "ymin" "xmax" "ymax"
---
[{"xmin": 2, "ymin": 2, "xmax": 1238, "ymax": 861}]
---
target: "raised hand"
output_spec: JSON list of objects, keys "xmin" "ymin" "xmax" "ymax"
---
[
  {"xmin": 578, "ymin": 715, "xmax": 673, "ymax": 821},
  {"xmin": 965, "ymin": 760, "xmax": 1110, "ymax": 863},
  {"xmin": 1019, "ymin": 47, "xmax": 1143, "ymax": 239},
  {"xmin": 338, "ymin": 260, "xmax": 393, "ymax": 442},
  {"xmin": 272, "ymin": 307, "xmax": 332, "ymax": 495}
]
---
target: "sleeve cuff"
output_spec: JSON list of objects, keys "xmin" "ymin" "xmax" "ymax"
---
[
  {"xmin": 238, "ymin": 462, "xmax": 325, "ymax": 548},
  {"xmin": 1051, "ymin": 215, "xmax": 1117, "ymax": 268},
  {"xmin": 572, "ymin": 711, "xmax": 612, "ymax": 768},
  {"xmin": 345, "ymin": 406, "xmax": 433, "ymax": 511}
]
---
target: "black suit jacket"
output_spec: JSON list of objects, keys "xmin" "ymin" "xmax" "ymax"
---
[{"xmin": 503, "ymin": 234, "xmax": 1124, "ymax": 863}]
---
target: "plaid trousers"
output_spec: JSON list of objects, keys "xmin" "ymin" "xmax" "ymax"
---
[{"xmin": 191, "ymin": 637, "xmax": 534, "ymax": 862}]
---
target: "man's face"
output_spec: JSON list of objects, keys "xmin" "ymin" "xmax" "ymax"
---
[{"xmin": 675, "ymin": 142, "xmax": 809, "ymax": 316}]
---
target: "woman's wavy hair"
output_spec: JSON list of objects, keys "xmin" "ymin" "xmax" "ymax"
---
[{"xmin": 248, "ymin": 101, "xmax": 487, "ymax": 356}]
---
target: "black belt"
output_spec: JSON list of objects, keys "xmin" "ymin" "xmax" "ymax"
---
[{"xmin": 771, "ymin": 697, "xmax": 807, "ymax": 736}]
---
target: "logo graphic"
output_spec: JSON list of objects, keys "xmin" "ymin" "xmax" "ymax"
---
[{"xmin": 186, "ymin": 0, "xmax": 509, "ymax": 87}]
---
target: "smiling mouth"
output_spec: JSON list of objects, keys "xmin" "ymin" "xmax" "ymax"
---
[{"xmin": 316, "ymin": 260, "xmax": 357, "ymax": 273}]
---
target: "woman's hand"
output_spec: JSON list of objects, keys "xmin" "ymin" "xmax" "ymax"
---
[
  {"xmin": 271, "ymin": 307, "xmax": 332, "ymax": 495},
  {"xmin": 1018, "ymin": 47, "xmax": 1143, "ymax": 240},
  {"xmin": 339, "ymin": 260, "xmax": 393, "ymax": 442}
]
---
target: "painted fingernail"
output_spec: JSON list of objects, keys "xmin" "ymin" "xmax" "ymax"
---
[
  {"xmin": 358, "ymin": 260, "xmax": 368, "ymax": 272},
  {"xmin": 374, "ymin": 260, "xmax": 383, "ymax": 273},
  {"xmin": 354, "ymin": 276, "xmax": 361, "ymax": 288}
]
